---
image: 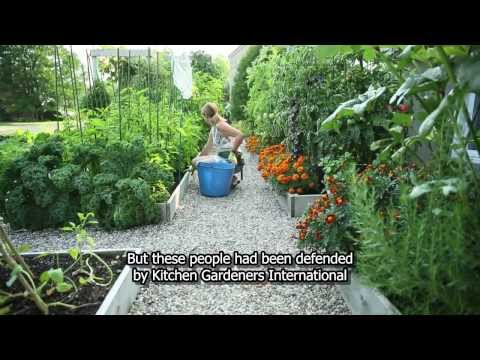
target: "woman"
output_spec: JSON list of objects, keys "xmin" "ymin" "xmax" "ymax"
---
[{"xmin": 193, "ymin": 102, "xmax": 244, "ymax": 187}]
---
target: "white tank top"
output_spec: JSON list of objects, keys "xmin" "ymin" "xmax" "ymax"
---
[{"xmin": 211, "ymin": 122, "xmax": 233, "ymax": 153}]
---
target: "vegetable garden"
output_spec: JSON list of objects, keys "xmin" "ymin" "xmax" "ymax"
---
[
  {"xmin": 0, "ymin": 46, "xmax": 228, "ymax": 314},
  {"xmin": 1, "ymin": 45, "xmax": 479, "ymax": 315}
]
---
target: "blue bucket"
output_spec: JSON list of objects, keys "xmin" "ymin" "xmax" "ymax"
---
[{"xmin": 197, "ymin": 159, "xmax": 235, "ymax": 197}]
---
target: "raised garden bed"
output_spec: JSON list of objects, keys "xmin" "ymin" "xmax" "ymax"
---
[
  {"xmin": 158, "ymin": 168, "xmax": 192, "ymax": 222},
  {"xmin": 0, "ymin": 248, "xmax": 140, "ymax": 315},
  {"xmin": 335, "ymin": 270, "xmax": 401, "ymax": 315},
  {"xmin": 276, "ymin": 191, "xmax": 323, "ymax": 218}
]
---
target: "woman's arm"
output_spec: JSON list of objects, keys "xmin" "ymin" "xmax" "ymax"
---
[
  {"xmin": 216, "ymin": 121, "xmax": 244, "ymax": 152},
  {"xmin": 200, "ymin": 131, "xmax": 213, "ymax": 156}
]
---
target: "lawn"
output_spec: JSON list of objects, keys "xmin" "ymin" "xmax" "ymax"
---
[{"xmin": 0, "ymin": 121, "xmax": 62, "ymax": 136}]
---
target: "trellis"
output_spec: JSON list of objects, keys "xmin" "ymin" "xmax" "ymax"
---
[{"xmin": 52, "ymin": 45, "xmax": 192, "ymax": 180}]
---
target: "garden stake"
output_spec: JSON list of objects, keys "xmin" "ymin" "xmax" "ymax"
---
[
  {"xmin": 69, "ymin": 45, "xmax": 84, "ymax": 141},
  {"xmin": 53, "ymin": 45, "xmax": 60, "ymax": 132},
  {"xmin": 57, "ymin": 47, "xmax": 69, "ymax": 126},
  {"xmin": 156, "ymin": 51, "xmax": 160, "ymax": 143},
  {"xmin": 117, "ymin": 48, "xmax": 122, "ymax": 141}
]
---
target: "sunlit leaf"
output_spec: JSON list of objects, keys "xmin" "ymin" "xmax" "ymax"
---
[
  {"xmin": 56, "ymin": 283, "xmax": 73, "ymax": 293},
  {"xmin": 48, "ymin": 268, "xmax": 64, "ymax": 284},
  {"xmin": 40, "ymin": 271, "xmax": 50, "ymax": 284},
  {"xmin": 68, "ymin": 247, "xmax": 80, "ymax": 260},
  {"xmin": 362, "ymin": 46, "xmax": 376, "ymax": 61}
]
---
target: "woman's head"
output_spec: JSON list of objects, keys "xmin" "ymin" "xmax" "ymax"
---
[{"xmin": 201, "ymin": 102, "xmax": 219, "ymax": 126}]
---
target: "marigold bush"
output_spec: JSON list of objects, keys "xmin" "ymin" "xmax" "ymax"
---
[
  {"xmin": 257, "ymin": 144, "xmax": 320, "ymax": 194},
  {"xmin": 245, "ymin": 135, "xmax": 261, "ymax": 153},
  {"xmin": 294, "ymin": 175, "xmax": 354, "ymax": 251}
]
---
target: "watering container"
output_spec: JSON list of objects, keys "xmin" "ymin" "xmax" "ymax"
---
[{"xmin": 197, "ymin": 159, "xmax": 235, "ymax": 197}]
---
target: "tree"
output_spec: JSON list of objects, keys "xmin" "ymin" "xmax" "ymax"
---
[
  {"xmin": 230, "ymin": 45, "xmax": 261, "ymax": 121},
  {"xmin": 190, "ymin": 50, "xmax": 219, "ymax": 77},
  {"xmin": 0, "ymin": 45, "xmax": 82, "ymax": 121},
  {"xmin": 98, "ymin": 48, "xmax": 172, "ymax": 103}
]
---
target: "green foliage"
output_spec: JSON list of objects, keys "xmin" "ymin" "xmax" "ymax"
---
[{"xmin": 230, "ymin": 46, "xmax": 261, "ymax": 121}]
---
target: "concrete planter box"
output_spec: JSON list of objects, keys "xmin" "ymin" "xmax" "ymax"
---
[
  {"xmin": 336, "ymin": 270, "xmax": 401, "ymax": 315},
  {"xmin": 276, "ymin": 191, "xmax": 323, "ymax": 218},
  {"xmin": 157, "ymin": 168, "xmax": 192, "ymax": 223},
  {"xmin": 20, "ymin": 248, "xmax": 141, "ymax": 315}
]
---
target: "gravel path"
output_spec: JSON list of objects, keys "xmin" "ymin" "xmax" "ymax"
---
[{"xmin": 9, "ymin": 151, "xmax": 351, "ymax": 315}]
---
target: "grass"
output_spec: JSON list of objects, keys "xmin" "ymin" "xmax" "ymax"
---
[{"xmin": 0, "ymin": 121, "xmax": 63, "ymax": 136}]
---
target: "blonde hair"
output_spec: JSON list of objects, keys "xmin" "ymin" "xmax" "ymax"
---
[{"xmin": 201, "ymin": 102, "xmax": 219, "ymax": 119}]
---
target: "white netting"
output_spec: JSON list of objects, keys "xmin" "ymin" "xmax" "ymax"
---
[{"xmin": 172, "ymin": 53, "xmax": 193, "ymax": 99}]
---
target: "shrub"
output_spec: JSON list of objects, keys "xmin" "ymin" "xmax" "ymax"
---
[
  {"xmin": 294, "ymin": 169, "xmax": 355, "ymax": 252},
  {"xmin": 81, "ymin": 81, "xmax": 111, "ymax": 110}
]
